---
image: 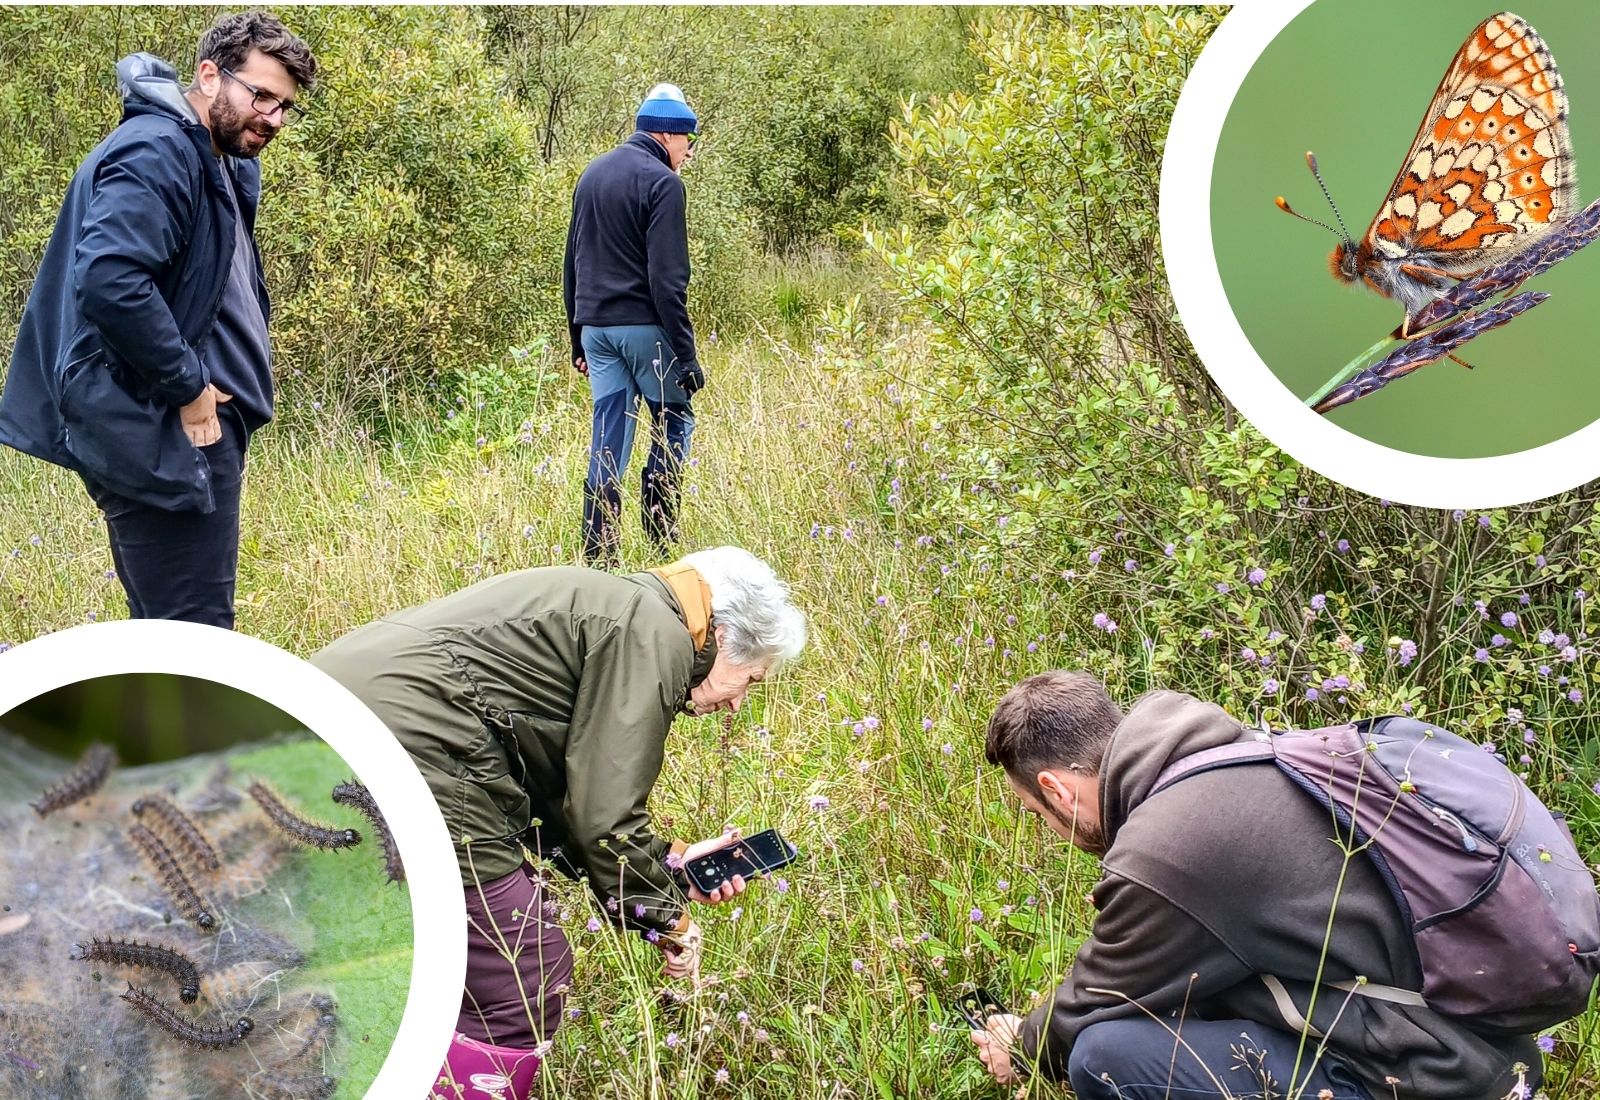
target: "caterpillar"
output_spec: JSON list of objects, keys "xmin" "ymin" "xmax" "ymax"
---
[
  {"xmin": 132, "ymin": 793, "xmax": 221, "ymax": 871},
  {"xmin": 31, "ymin": 742, "xmax": 116, "ymax": 816},
  {"xmin": 252, "ymin": 1072, "xmax": 338, "ymax": 1100},
  {"xmin": 331, "ymin": 780, "xmax": 404, "ymax": 883},
  {"xmin": 120, "ymin": 982, "xmax": 252, "ymax": 1049},
  {"xmin": 71, "ymin": 937, "xmax": 201, "ymax": 1004},
  {"xmin": 281, "ymin": 1001, "xmax": 339, "ymax": 1064},
  {"xmin": 247, "ymin": 782, "xmax": 361, "ymax": 851},
  {"xmin": 127, "ymin": 823, "xmax": 216, "ymax": 931}
]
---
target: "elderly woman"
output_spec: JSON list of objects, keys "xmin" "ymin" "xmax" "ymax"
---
[{"xmin": 311, "ymin": 546, "xmax": 805, "ymax": 1075}]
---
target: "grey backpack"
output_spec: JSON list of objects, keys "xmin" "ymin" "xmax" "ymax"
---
[{"xmin": 1154, "ymin": 716, "xmax": 1600, "ymax": 1031}]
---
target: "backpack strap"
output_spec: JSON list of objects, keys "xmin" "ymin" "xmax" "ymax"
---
[
  {"xmin": 1260, "ymin": 975, "xmax": 1428, "ymax": 1038},
  {"xmin": 1150, "ymin": 737, "xmax": 1276, "ymax": 797}
]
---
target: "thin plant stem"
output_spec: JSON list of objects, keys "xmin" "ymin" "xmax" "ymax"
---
[{"xmin": 1305, "ymin": 333, "xmax": 1399, "ymax": 408}]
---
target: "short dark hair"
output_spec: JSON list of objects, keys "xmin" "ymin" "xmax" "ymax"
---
[
  {"xmin": 197, "ymin": 10, "xmax": 317, "ymax": 90},
  {"xmin": 984, "ymin": 671, "xmax": 1123, "ymax": 790}
]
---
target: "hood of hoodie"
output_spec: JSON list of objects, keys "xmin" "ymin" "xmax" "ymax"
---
[
  {"xmin": 116, "ymin": 52, "xmax": 201, "ymax": 126},
  {"xmin": 1098, "ymin": 690, "xmax": 1251, "ymax": 848}
]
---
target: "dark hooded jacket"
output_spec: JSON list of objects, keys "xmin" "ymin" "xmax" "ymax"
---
[
  {"xmin": 0, "ymin": 53, "xmax": 270, "ymax": 512},
  {"xmin": 311, "ymin": 567, "xmax": 718, "ymax": 936},
  {"xmin": 1019, "ymin": 690, "xmax": 1539, "ymax": 1099}
]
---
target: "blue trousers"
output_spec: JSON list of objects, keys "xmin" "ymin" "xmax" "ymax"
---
[
  {"xmin": 580, "ymin": 324, "xmax": 695, "ymax": 564},
  {"xmin": 81, "ymin": 406, "xmax": 246, "ymax": 629},
  {"xmin": 1067, "ymin": 1018, "xmax": 1374, "ymax": 1099}
]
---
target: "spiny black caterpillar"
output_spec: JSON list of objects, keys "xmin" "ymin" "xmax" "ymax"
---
[
  {"xmin": 71, "ymin": 937, "xmax": 201, "ymax": 1004},
  {"xmin": 132, "ymin": 793, "xmax": 221, "ymax": 871},
  {"xmin": 120, "ymin": 982, "xmax": 252, "ymax": 1049},
  {"xmin": 127, "ymin": 823, "xmax": 216, "ymax": 931},
  {"xmin": 30, "ymin": 742, "xmax": 116, "ymax": 816},
  {"xmin": 331, "ymin": 780, "xmax": 404, "ymax": 883},
  {"xmin": 247, "ymin": 782, "xmax": 361, "ymax": 851}
]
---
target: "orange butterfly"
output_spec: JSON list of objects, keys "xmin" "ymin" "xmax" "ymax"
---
[{"xmin": 1280, "ymin": 12, "xmax": 1576, "ymax": 336}]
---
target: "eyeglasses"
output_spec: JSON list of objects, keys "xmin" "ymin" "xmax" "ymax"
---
[
  {"xmin": 220, "ymin": 68, "xmax": 306, "ymax": 124},
  {"xmin": 685, "ymin": 132, "xmax": 698, "ymax": 145}
]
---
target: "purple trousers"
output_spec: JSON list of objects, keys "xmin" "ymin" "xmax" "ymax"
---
[{"xmin": 459, "ymin": 866, "xmax": 576, "ymax": 1049}]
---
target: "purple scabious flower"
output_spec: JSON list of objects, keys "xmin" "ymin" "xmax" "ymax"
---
[
  {"xmin": 1216, "ymin": 582, "xmax": 1231, "ymax": 595},
  {"xmin": 1537, "ymin": 1035, "xmax": 1556, "ymax": 1054},
  {"xmin": 1088, "ymin": 549, "xmax": 1103, "ymax": 566},
  {"xmin": 1310, "ymin": 594, "xmax": 1327, "ymax": 611},
  {"xmin": 1474, "ymin": 648, "xmax": 1491, "ymax": 664},
  {"xmin": 1397, "ymin": 639, "xmax": 1418, "ymax": 666},
  {"xmin": 1305, "ymin": 688, "xmax": 1321, "ymax": 702},
  {"xmin": 1092, "ymin": 612, "xmax": 1117, "ymax": 633},
  {"xmin": 1500, "ymin": 611, "xmax": 1519, "ymax": 629},
  {"xmin": 1262, "ymin": 678, "xmax": 1280, "ymax": 696},
  {"xmin": 1246, "ymin": 568, "xmax": 1266, "ymax": 585},
  {"xmin": 808, "ymin": 794, "xmax": 830, "ymax": 812}
]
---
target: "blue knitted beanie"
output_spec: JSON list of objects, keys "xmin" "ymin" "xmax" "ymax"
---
[{"xmin": 636, "ymin": 82, "xmax": 697, "ymax": 134}]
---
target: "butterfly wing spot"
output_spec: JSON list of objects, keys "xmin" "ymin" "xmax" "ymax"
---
[{"xmin": 1439, "ymin": 208, "xmax": 1479, "ymax": 239}]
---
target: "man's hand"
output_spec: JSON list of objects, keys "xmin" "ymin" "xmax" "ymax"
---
[
  {"xmin": 676, "ymin": 360, "xmax": 705, "ymax": 398},
  {"xmin": 971, "ymin": 1013, "xmax": 1025, "ymax": 1085},
  {"xmin": 573, "ymin": 355, "xmax": 588, "ymax": 377},
  {"xmin": 658, "ymin": 919, "xmax": 702, "ymax": 982},
  {"xmin": 681, "ymin": 827, "xmax": 747, "ymax": 904},
  {"xmin": 179, "ymin": 384, "xmax": 233, "ymax": 447}
]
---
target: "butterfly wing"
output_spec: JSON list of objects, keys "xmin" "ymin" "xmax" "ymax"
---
[{"xmin": 1365, "ymin": 12, "xmax": 1575, "ymax": 273}]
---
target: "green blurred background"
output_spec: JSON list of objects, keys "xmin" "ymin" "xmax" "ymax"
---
[
  {"xmin": 1212, "ymin": 0, "xmax": 1600, "ymax": 457},
  {"xmin": 2, "ymin": 674, "xmax": 298, "ymax": 762}
]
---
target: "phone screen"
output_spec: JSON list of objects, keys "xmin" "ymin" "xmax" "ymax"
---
[{"xmin": 685, "ymin": 828, "xmax": 797, "ymax": 892}]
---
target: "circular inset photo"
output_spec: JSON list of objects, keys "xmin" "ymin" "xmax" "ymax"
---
[
  {"xmin": 1165, "ymin": 0, "xmax": 1600, "ymax": 505},
  {"xmin": 0, "ymin": 624, "xmax": 463, "ymax": 1099}
]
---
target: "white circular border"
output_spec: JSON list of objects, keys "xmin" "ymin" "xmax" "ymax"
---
[
  {"xmin": 0, "ymin": 621, "xmax": 465, "ymax": 1098},
  {"xmin": 1162, "ymin": 0, "xmax": 1600, "ymax": 508}
]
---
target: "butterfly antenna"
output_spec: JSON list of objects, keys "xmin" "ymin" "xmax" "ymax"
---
[
  {"xmin": 1303, "ymin": 151, "xmax": 1354, "ymax": 244},
  {"xmin": 1275, "ymin": 195, "xmax": 1342, "ymax": 238}
]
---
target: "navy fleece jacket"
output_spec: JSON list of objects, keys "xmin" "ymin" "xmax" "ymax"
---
[{"xmin": 563, "ymin": 132, "xmax": 697, "ymax": 377}]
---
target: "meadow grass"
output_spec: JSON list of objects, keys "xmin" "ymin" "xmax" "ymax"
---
[{"xmin": 0, "ymin": 334, "xmax": 1595, "ymax": 1098}]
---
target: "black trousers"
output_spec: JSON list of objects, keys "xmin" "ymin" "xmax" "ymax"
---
[
  {"xmin": 81, "ymin": 409, "xmax": 246, "ymax": 629},
  {"xmin": 1066, "ymin": 1018, "xmax": 1376, "ymax": 1099}
]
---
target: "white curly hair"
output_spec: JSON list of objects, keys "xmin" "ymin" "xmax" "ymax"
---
[{"xmin": 681, "ymin": 546, "xmax": 806, "ymax": 668}]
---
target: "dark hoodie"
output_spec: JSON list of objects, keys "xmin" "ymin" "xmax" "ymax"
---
[
  {"xmin": 0, "ymin": 53, "xmax": 269, "ymax": 512},
  {"xmin": 1019, "ymin": 690, "xmax": 1538, "ymax": 1099}
]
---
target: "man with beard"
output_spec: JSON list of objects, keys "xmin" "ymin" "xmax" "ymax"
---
[
  {"xmin": 971, "ymin": 671, "xmax": 1547, "ymax": 1100},
  {"xmin": 0, "ymin": 11, "xmax": 316, "ymax": 627}
]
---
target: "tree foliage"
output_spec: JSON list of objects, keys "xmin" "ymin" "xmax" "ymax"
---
[{"xmin": 0, "ymin": 6, "xmax": 978, "ymax": 427}]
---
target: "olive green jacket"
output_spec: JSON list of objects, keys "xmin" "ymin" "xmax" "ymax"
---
[{"xmin": 311, "ymin": 567, "xmax": 715, "ymax": 935}]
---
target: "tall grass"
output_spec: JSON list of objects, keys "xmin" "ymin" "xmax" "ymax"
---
[{"xmin": 0, "ymin": 334, "xmax": 1595, "ymax": 1098}]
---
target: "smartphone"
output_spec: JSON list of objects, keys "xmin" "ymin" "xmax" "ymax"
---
[
  {"xmin": 956, "ymin": 987, "xmax": 1031, "ymax": 1079},
  {"xmin": 954, "ymin": 987, "xmax": 1012, "ymax": 1030},
  {"xmin": 683, "ymin": 828, "xmax": 799, "ymax": 894}
]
